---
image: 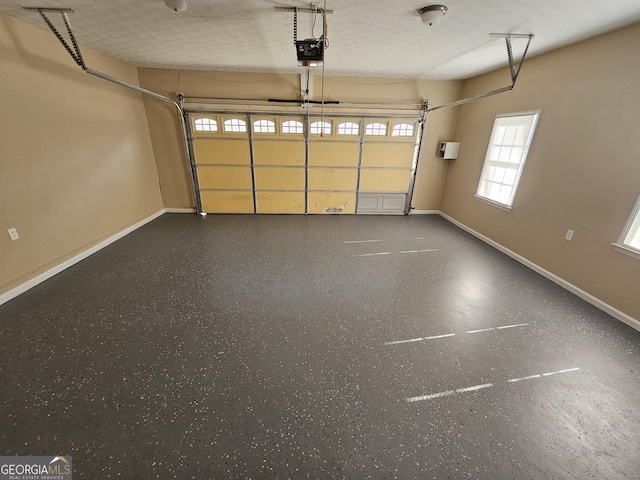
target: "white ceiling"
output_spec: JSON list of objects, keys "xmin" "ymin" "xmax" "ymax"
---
[{"xmin": 2, "ymin": 0, "xmax": 640, "ymax": 80}]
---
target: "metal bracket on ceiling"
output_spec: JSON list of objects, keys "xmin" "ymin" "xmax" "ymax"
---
[
  {"xmin": 23, "ymin": 7, "xmax": 86, "ymax": 69},
  {"xmin": 490, "ymin": 33, "xmax": 534, "ymax": 84},
  {"xmin": 406, "ymin": 35, "xmax": 533, "ymax": 213},
  {"xmin": 23, "ymin": 6, "xmax": 202, "ymax": 213},
  {"xmin": 426, "ymin": 33, "xmax": 534, "ymax": 112},
  {"xmin": 276, "ymin": 4, "xmax": 333, "ymax": 46},
  {"xmin": 274, "ymin": 6, "xmax": 333, "ymax": 14}
]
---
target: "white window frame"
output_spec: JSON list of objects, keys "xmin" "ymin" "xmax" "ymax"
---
[
  {"xmin": 223, "ymin": 118, "xmax": 247, "ymax": 133},
  {"xmin": 365, "ymin": 122, "xmax": 387, "ymax": 136},
  {"xmin": 337, "ymin": 122, "xmax": 359, "ymax": 136},
  {"xmin": 613, "ymin": 195, "xmax": 640, "ymax": 260},
  {"xmin": 391, "ymin": 123, "xmax": 414, "ymax": 137},
  {"xmin": 475, "ymin": 110, "xmax": 541, "ymax": 211},
  {"xmin": 281, "ymin": 120, "xmax": 304, "ymax": 135},
  {"xmin": 310, "ymin": 121, "xmax": 332, "ymax": 135},
  {"xmin": 194, "ymin": 117, "xmax": 218, "ymax": 132},
  {"xmin": 253, "ymin": 119, "xmax": 276, "ymax": 134}
]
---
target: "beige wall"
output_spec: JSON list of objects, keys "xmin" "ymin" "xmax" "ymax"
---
[
  {"xmin": 0, "ymin": 14, "xmax": 163, "ymax": 296},
  {"xmin": 440, "ymin": 22, "xmax": 640, "ymax": 321},
  {"xmin": 137, "ymin": 68, "xmax": 462, "ymax": 210}
]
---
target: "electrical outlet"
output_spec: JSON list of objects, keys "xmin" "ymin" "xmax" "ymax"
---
[
  {"xmin": 7, "ymin": 228, "xmax": 20, "ymax": 241},
  {"xmin": 565, "ymin": 229, "xmax": 575, "ymax": 241}
]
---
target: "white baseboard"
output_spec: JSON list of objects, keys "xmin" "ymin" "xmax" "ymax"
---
[
  {"xmin": 165, "ymin": 208, "xmax": 196, "ymax": 213},
  {"xmin": 439, "ymin": 211, "xmax": 640, "ymax": 333},
  {"xmin": 0, "ymin": 209, "xmax": 165, "ymax": 306},
  {"xmin": 410, "ymin": 209, "xmax": 440, "ymax": 215}
]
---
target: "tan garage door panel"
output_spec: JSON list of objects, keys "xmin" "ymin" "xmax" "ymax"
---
[
  {"xmin": 201, "ymin": 191, "xmax": 253, "ymax": 213},
  {"xmin": 361, "ymin": 143, "xmax": 416, "ymax": 168},
  {"xmin": 254, "ymin": 167, "xmax": 305, "ymax": 191},
  {"xmin": 256, "ymin": 192, "xmax": 305, "ymax": 214},
  {"xmin": 359, "ymin": 169, "xmax": 411, "ymax": 192},
  {"xmin": 253, "ymin": 141, "xmax": 304, "ymax": 166},
  {"xmin": 308, "ymin": 192, "xmax": 356, "ymax": 214},
  {"xmin": 308, "ymin": 168, "xmax": 358, "ymax": 191},
  {"xmin": 194, "ymin": 139, "xmax": 250, "ymax": 165},
  {"xmin": 198, "ymin": 166, "xmax": 253, "ymax": 190},
  {"xmin": 308, "ymin": 142, "xmax": 360, "ymax": 167}
]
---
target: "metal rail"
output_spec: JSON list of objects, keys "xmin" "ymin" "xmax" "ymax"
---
[
  {"xmin": 184, "ymin": 95, "xmax": 424, "ymax": 109},
  {"xmin": 25, "ymin": 7, "xmax": 199, "ymax": 212},
  {"xmin": 404, "ymin": 103, "xmax": 430, "ymax": 214},
  {"xmin": 274, "ymin": 7, "xmax": 333, "ymax": 14},
  {"xmin": 427, "ymin": 34, "xmax": 534, "ymax": 113},
  {"xmin": 405, "ymin": 34, "xmax": 534, "ymax": 212}
]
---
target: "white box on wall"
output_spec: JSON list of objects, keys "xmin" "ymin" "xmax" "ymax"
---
[{"xmin": 438, "ymin": 142, "xmax": 460, "ymax": 159}]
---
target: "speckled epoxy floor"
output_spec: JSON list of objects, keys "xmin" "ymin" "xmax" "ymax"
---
[{"xmin": 1, "ymin": 214, "xmax": 639, "ymax": 479}]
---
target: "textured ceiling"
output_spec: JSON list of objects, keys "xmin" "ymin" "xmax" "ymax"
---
[{"xmin": 2, "ymin": 0, "xmax": 640, "ymax": 79}]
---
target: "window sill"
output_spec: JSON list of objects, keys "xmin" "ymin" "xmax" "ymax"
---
[
  {"xmin": 474, "ymin": 195, "xmax": 513, "ymax": 212},
  {"xmin": 612, "ymin": 243, "xmax": 640, "ymax": 261}
]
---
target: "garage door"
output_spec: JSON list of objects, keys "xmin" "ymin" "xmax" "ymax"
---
[{"xmin": 189, "ymin": 112, "xmax": 421, "ymax": 214}]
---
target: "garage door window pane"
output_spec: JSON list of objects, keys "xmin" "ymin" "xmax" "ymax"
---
[
  {"xmin": 253, "ymin": 120, "xmax": 276, "ymax": 133},
  {"xmin": 338, "ymin": 122, "xmax": 359, "ymax": 135},
  {"xmin": 194, "ymin": 118, "xmax": 217, "ymax": 132},
  {"xmin": 365, "ymin": 122, "xmax": 387, "ymax": 136},
  {"xmin": 282, "ymin": 120, "xmax": 304, "ymax": 134},
  {"xmin": 310, "ymin": 121, "xmax": 331, "ymax": 135},
  {"xmin": 392, "ymin": 123, "xmax": 414, "ymax": 137},
  {"xmin": 224, "ymin": 118, "xmax": 247, "ymax": 133}
]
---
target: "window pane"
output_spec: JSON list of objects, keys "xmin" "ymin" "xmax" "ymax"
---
[
  {"xmin": 498, "ymin": 147, "xmax": 511, "ymax": 163},
  {"xmin": 620, "ymin": 196, "xmax": 640, "ymax": 251},
  {"xmin": 494, "ymin": 126, "xmax": 507, "ymax": 144},
  {"xmin": 282, "ymin": 120, "xmax": 303, "ymax": 134},
  {"xmin": 310, "ymin": 121, "xmax": 331, "ymax": 135},
  {"xmin": 194, "ymin": 118, "xmax": 217, "ymax": 132},
  {"xmin": 253, "ymin": 120, "xmax": 275, "ymax": 133},
  {"xmin": 498, "ymin": 186, "xmax": 512, "ymax": 204},
  {"xmin": 625, "ymin": 227, "xmax": 640, "ymax": 249},
  {"xmin": 365, "ymin": 122, "xmax": 387, "ymax": 136},
  {"xmin": 223, "ymin": 118, "xmax": 247, "ymax": 133},
  {"xmin": 475, "ymin": 111, "xmax": 540, "ymax": 208},
  {"xmin": 392, "ymin": 123, "xmax": 414, "ymax": 137},
  {"xmin": 489, "ymin": 183, "xmax": 500, "ymax": 199},
  {"xmin": 503, "ymin": 126, "xmax": 518, "ymax": 145},
  {"xmin": 338, "ymin": 122, "xmax": 359, "ymax": 135},
  {"xmin": 509, "ymin": 147, "xmax": 524, "ymax": 163},
  {"xmin": 504, "ymin": 169, "xmax": 517, "ymax": 185}
]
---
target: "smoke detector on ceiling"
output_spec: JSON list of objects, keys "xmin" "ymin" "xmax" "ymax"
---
[
  {"xmin": 164, "ymin": 0, "xmax": 189, "ymax": 12},
  {"xmin": 418, "ymin": 5, "xmax": 448, "ymax": 26}
]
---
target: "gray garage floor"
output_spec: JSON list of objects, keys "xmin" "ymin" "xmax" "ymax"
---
[{"xmin": 1, "ymin": 213, "xmax": 639, "ymax": 479}]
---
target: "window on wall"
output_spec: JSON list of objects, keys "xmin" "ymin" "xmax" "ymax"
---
[
  {"xmin": 281, "ymin": 120, "xmax": 304, "ymax": 134},
  {"xmin": 475, "ymin": 111, "xmax": 540, "ymax": 210},
  {"xmin": 310, "ymin": 121, "xmax": 331, "ymax": 135},
  {"xmin": 253, "ymin": 119, "xmax": 276, "ymax": 133},
  {"xmin": 337, "ymin": 122, "xmax": 359, "ymax": 135},
  {"xmin": 392, "ymin": 123, "xmax": 414, "ymax": 137},
  {"xmin": 223, "ymin": 118, "xmax": 247, "ymax": 133},
  {"xmin": 194, "ymin": 117, "xmax": 217, "ymax": 132},
  {"xmin": 614, "ymin": 195, "xmax": 640, "ymax": 259},
  {"xmin": 365, "ymin": 122, "xmax": 387, "ymax": 136}
]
